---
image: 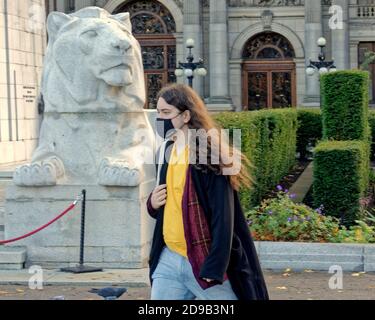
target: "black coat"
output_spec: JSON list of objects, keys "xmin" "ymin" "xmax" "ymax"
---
[{"xmin": 148, "ymin": 140, "xmax": 269, "ymax": 300}]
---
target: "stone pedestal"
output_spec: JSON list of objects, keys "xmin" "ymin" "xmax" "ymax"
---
[
  {"xmin": 4, "ymin": 181, "xmax": 155, "ymax": 268},
  {"xmin": 1, "ymin": 7, "xmax": 158, "ymax": 269}
]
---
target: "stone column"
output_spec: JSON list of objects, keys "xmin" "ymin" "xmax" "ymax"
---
[
  {"xmin": 76, "ymin": 0, "xmax": 94, "ymax": 11},
  {"xmin": 331, "ymin": 0, "xmax": 350, "ymax": 70},
  {"xmin": 55, "ymin": 0, "xmax": 66, "ymax": 12},
  {"xmin": 183, "ymin": 0, "xmax": 203, "ymax": 96},
  {"xmin": 303, "ymin": 0, "xmax": 323, "ymax": 107},
  {"xmin": 207, "ymin": 0, "xmax": 232, "ymax": 111}
]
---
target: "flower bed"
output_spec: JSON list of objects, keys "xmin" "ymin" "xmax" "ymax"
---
[{"xmin": 246, "ymin": 186, "xmax": 375, "ymax": 243}]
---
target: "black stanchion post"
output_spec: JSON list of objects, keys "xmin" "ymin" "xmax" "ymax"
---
[{"xmin": 61, "ymin": 189, "xmax": 102, "ymax": 274}]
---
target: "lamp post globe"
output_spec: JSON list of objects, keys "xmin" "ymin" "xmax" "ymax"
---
[{"xmin": 317, "ymin": 37, "xmax": 327, "ymax": 47}]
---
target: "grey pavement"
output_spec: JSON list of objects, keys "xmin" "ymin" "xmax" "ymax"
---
[{"xmin": 1, "ymin": 269, "xmax": 375, "ymax": 300}]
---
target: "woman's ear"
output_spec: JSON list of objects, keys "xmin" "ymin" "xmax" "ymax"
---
[{"xmin": 183, "ymin": 110, "xmax": 191, "ymax": 124}]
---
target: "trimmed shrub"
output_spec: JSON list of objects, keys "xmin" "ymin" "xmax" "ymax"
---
[
  {"xmin": 297, "ymin": 108, "xmax": 375, "ymax": 161},
  {"xmin": 313, "ymin": 71, "xmax": 372, "ymax": 226},
  {"xmin": 296, "ymin": 108, "xmax": 322, "ymax": 159},
  {"xmin": 313, "ymin": 140, "xmax": 370, "ymax": 226},
  {"xmin": 214, "ymin": 108, "xmax": 298, "ymax": 211},
  {"xmin": 320, "ymin": 70, "xmax": 370, "ymax": 141},
  {"xmin": 369, "ymin": 110, "xmax": 375, "ymax": 160}
]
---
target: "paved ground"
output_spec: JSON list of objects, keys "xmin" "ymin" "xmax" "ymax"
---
[{"xmin": 1, "ymin": 269, "xmax": 375, "ymax": 300}]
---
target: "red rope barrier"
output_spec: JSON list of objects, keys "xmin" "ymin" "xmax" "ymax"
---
[{"xmin": 0, "ymin": 201, "xmax": 78, "ymax": 245}]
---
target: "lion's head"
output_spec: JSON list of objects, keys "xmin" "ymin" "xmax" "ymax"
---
[{"xmin": 42, "ymin": 7, "xmax": 145, "ymax": 109}]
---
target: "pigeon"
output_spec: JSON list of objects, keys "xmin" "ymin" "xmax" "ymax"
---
[{"xmin": 89, "ymin": 287, "xmax": 127, "ymax": 300}]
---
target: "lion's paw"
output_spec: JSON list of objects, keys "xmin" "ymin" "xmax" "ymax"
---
[
  {"xmin": 98, "ymin": 158, "xmax": 141, "ymax": 186},
  {"xmin": 13, "ymin": 158, "xmax": 64, "ymax": 186}
]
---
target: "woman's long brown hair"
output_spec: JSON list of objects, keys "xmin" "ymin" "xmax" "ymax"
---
[{"xmin": 156, "ymin": 83, "xmax": 255, "ymax": 192}]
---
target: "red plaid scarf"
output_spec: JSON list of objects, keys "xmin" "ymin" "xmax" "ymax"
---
[{"xmin": 182, "ymin": 165, "xmax": 228, "ymax": 289}]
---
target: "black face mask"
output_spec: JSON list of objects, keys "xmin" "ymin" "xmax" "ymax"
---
[{"xmin": 155, "ymin": 112, "xmax": 182, "ymax": 139}]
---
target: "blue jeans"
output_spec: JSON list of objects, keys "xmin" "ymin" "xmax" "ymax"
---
[{"xmin": 151, "ymin": 245, "xmax": 238, "ymax": 300}]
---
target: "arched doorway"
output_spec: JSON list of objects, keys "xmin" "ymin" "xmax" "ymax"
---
[
  {"xmin": 113, "ymin": 0, "xmax": 177, "ymax": 109},
  {"xmin": 242, "ymin": 32, "xmax": 296, "ymax": 110}
]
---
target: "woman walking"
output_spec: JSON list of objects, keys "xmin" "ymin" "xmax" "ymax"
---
[{"xmin": 146, "ymin": 83, "xmax": 269, "ymax": 300}]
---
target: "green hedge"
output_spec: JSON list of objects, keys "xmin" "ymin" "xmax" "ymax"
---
[
  {"xmin": 313, "ymin": 70, "xmax": 371, "ymax": 226},
  {"xmin": 296, "ymin": 108, "xmax": 323, "ymax": 159},
  {"xmin": 313, "ymin": 140, "xmax": 370, "ymax": 226},
  {"xmin": 214, "ymin": 109, "xmax": 298, "ymax": 211},
  {"xmin": 297, "ymin": 108, "xmax": 375, "ymax": 161},
  {"xmin": 369, "ymin": 111, "xmax": 375, "ymax": 160},
  {"xmin": 321, "ymin": 70, "xmax": 370, "ymax": 141}
]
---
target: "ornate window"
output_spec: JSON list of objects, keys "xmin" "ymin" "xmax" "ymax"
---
[
  {"xmin": 242, "ymin": 32, "xmax": 295, "ymax": 60},
  {"xmin": 242, "ymin": 32, "xmax": 296, "ymax": 110},
  {"xmin": 114, "ymin": 0, "xmax": 177, "ymax": 109},
  {"xmin": 116, "ymin": 0, "xmax": 176, "ymax": 34}
]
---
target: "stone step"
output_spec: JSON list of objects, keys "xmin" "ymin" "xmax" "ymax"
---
[
  {"xmin": 0, "ymin": 247, "xmax": 26, "ymax": 270},
  {"xmin": 0, "ymin": 178, "xmax": 9, "ymax": 187},
  {"xmin": 0, "ymin": 172, "xmax": 14, "ymax": 180}
]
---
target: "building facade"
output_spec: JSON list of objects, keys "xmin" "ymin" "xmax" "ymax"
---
[
  {"xmin": 1, "ymin": 0, "xmax": 46, "ymax": 165},
  {"xmin": 45, "ymin": 0, "xmax": 375, "ymax": 111},
  {"xmin": 1, "ymin": 0, "xmax": 375, "ymax": 164}
]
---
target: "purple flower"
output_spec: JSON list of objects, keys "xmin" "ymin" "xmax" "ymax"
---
[
  {"xmin": 267, "ymin": 210, "xmax": 273, "ymax": 215},
  {"xmin": 285, "ymin": 189, "xmax": 289, "ymax": 193},
  {"xmin": 277, "ymin": 185, "xmax": 283, "ymax": 191},
  {"xmin": 315, "ymin": 208, "xmax": 322, "ymax": 215},
  {"xmin": 247, "ymin": 220, "xmax": 253, "ymax": 226},
  {"xmin": 287, "ymin": 217, "xmax": 292, "ymax": 222},
  {"xmin": 306, "ymin": 216, "xmax": 311, "ymax": 221},
  {"xmin": 289, "ymin": 193, "xmax": 297, "ymax": 199}
]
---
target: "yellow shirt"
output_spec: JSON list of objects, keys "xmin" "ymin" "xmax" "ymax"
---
[{"xmin": 163, "ymin": 143, "xmax": 189, "ymax": 258}]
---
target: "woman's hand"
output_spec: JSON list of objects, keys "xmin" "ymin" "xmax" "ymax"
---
[{"xmin": 150, "ymin": 184, "xmax": 167, "ymax": 210}]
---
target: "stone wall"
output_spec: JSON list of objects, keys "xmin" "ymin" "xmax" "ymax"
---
[{"xmin": 0, "ymin": 0, "xmax": 46, "ymax": 165}]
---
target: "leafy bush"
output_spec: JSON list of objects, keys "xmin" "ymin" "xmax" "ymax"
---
[
  {"xmin": 313, "ymin": 140, "xmax": 370, "ymax": 226},
  {"xmin": 297, "ymin": 109, "xmax": 375, "ymax": 161},
  {"xmin": 214, "ymin": 109, "xmax": 298, "ymax": 211},
  {"xmin": 296, "ymin": 108, "xmax": 322, "ymax": 159},
  {"xmin": 320, "ymin": 70, "xmax": 370, "ymax": 141},
  {"xmin": 246, "ymin": 187, "xmax": 375, "ymax": 243}
]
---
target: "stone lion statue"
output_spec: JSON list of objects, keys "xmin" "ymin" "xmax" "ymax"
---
[{"xmin": 13, "ymin": 7, "xmax": 154, "ymax": 186}]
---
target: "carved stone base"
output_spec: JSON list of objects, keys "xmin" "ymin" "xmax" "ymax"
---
[{"xmin": 4, "ymin": 181, "xmax": 155, "ymax": 268}]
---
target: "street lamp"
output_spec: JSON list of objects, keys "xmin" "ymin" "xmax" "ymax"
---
[
  {"xmin": 174, "ymin": 38, "xmax": 207, "ymax": 88},
  {"xmin": 306, "ymin": 37, "xmax": 337, "ymax": 107},
  {"xmin": 306, "ymin": 37, "xmax": 337, "ymax": 74}
]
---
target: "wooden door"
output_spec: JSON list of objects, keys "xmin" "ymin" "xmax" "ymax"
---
[
  {"xmin": 242, "ymin": 61, "xmax": 296, "ymax": 110},
  {"xmin": 138, "ymin": 36, "xmax": 176, "ymax": 109}
]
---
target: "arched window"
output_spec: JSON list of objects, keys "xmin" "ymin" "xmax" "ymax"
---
[
  {"xmin": 121, "ymin": 0, "xmax": 176, "ymax": 34},
  {"xmin": 242, "ymin": 32, "xmax": 295, "ymax": 60},
  {"xmin": 114, "ymin": 1, "xmax": 177, "ymax": 109}
]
